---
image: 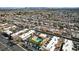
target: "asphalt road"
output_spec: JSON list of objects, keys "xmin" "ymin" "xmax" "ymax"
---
[
  {"xmin": 0, "ymin": 34, "xmax": 25, "ymax": 51},
  {"xmin": 0, "ymin": 42, "xmax": 11, "ymax": 51}
]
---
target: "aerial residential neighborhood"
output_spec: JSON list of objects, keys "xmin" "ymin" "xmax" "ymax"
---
[{"xmin": 0, "ymin": 8, "xmax": 79, "ymax": 51}]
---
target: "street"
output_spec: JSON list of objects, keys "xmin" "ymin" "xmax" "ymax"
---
[{"xmin": 0, "ymin": 33, "xmax": 26, "ymax": 51}]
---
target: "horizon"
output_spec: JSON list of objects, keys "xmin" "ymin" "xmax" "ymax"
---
[{"xmin": 0, "ymin": 7, "xmax": 79, "ymax": 8}]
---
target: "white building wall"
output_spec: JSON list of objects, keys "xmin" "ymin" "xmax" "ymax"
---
[
  {"xmin": 46, "ymin": 36, "xmax": 60, "ymax": 51},
  {"xmin": 62, "ymin": 39, "xmax": 73, "ymax": 51}
]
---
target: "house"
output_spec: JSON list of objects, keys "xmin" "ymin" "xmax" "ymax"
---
[
  {"xmin": 72, "ymin": 31, "xmax": 79, "ymax": 39},
  {"xmin": 11, "ymin": 28, "xmax": 28, "ymax": 37},
  {"xmin": 19, "ymin": 30, "xmax": 35, "ymax": 41},
  {"xmin": 40, "ymin": 36, "xmax": 60, "ymax": 51},
  {"xmin": 62, "ymin": 39, "xmax": 74, "ymax": 51}
]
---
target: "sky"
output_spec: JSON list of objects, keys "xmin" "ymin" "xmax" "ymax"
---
[{"xmin": 0, "ymin": 0, "xmax": 79, "ymax": 7}]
